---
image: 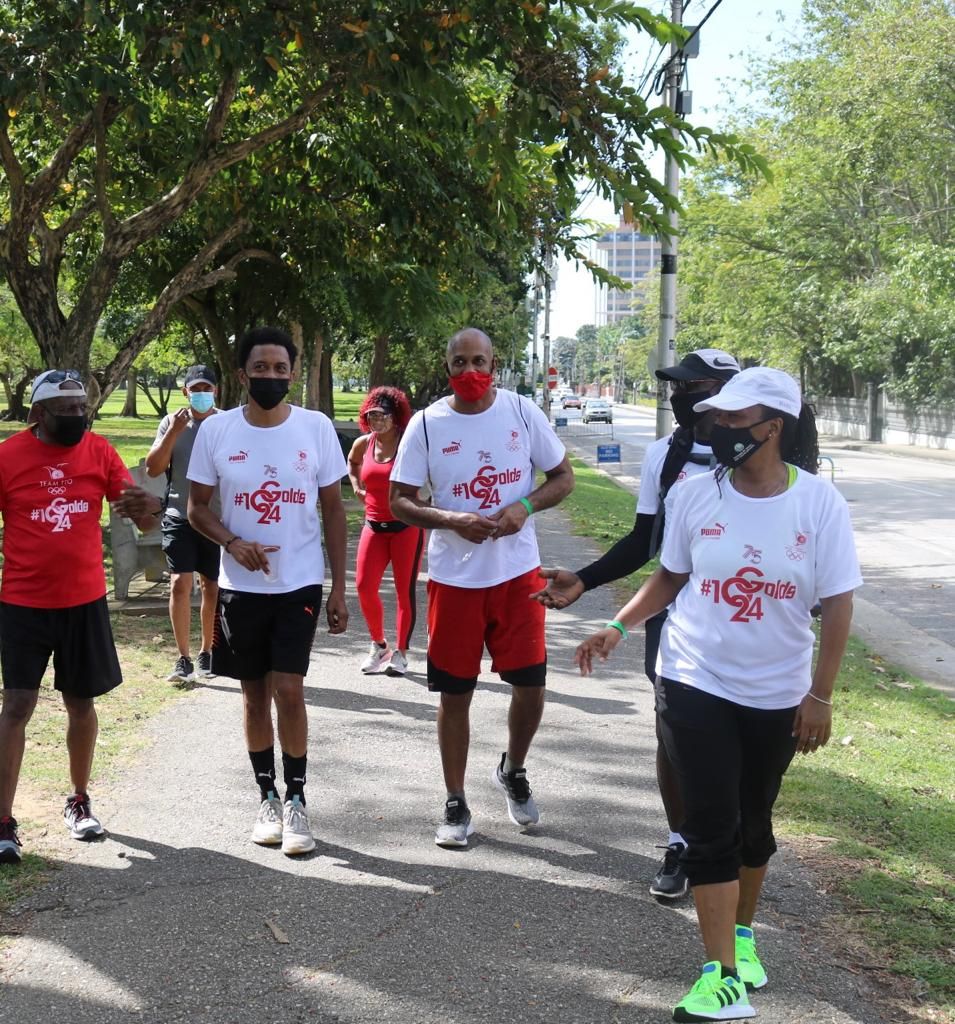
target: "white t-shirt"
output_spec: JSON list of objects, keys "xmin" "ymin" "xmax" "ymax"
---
[
  {"xmin": 187, "ymin": 405, "xmax": 347, "ymax": 594},
  {"xmin": 636, "ymin": 434, "xmax": 715, "ymax": 517},
  {"xmin": 391, "ymin": 389, "xmax": 566, "ymax": 588},
  {"xmin": 659, "ymin": 468, "xmax": 863, "ymax": 709}
]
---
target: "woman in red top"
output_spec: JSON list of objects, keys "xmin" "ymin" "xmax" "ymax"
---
[{"xmin": 347, "ymin": 387, "xmax": 424, "ymax": 677}]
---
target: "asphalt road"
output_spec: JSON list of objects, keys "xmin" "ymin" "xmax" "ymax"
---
[
  {"xmin": 0, "ymin": 514, "xmax": 903, "ymax": 1024},
  {"xmin": 558, "ymin": 403, "xmax": 955, "ymax": 693}
]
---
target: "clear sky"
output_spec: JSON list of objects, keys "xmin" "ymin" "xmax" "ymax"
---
[{"xmin": 549, "ymin": 0, "xmax": 807, "ymax": 340}]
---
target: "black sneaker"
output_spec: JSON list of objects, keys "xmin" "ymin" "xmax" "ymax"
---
[
  {"xmin": 650, "ymin": 842, "xmax": 689, "ymax": 899},
  {"xmin": 196, "ymin": 651, "xmax": 214, "ymax": 677},
  {"xmin": 434, "ymin": 797, "xmax": 474, "ymax": 847},
  {"xmin": 167, "ymin": 655, "xmax": 195, "ymax": 682},
  {"xmin": 0, "ymin": 816, "xmax": 22, "ymax": 865}
]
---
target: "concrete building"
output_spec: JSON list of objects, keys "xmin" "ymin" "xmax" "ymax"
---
[{"xmin": 593, "ymin": 218, "xmax": 657, "ymax": 325}]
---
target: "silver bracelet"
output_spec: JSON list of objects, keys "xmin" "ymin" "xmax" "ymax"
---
[{"xmin": 807, "ymin": 692, "xmax": 833, "ymax": 706}]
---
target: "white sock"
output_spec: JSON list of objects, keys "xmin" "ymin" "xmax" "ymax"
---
[
  {"xmin": 447, "ymin": 791, "xmax": 466, "ymax": 803},
  {"xmin": 668, "ymin": 831, "xmax": 686, "ymax": 848},
  {"xmin": 503, "ymin": 754, "xmax": 523, "ymax": 774}
]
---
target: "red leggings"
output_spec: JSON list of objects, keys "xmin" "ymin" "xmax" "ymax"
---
[{"xmin": 355, "ymin": 525, "xmax": 425, "ymax": 650}]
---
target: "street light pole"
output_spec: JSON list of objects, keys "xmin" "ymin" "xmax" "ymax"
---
[{"xmin": 655, "ymin": 0, "xmax": 684, "ymax": 438}]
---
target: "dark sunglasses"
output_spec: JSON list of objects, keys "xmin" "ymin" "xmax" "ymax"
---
[{"xmin": 36, "ymin": 369, "xmax": 84, "ymax": 385}]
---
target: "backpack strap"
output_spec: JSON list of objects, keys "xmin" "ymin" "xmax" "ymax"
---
[{"xmin": 649, "ymin": 427, "xmax": 695, "ymax": 556}]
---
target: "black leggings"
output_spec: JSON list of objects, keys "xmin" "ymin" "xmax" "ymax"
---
[{"xmin": 656, "ymin": 678, "xmax": 798, "ymax": 887}]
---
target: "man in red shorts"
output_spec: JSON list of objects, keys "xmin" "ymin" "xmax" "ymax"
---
[
  {"xmin": 0, "ymin": 370, "xmax": 163, "ymax": 865},
  {"xmin": 391, "ymin": 328, "xmax": 574, "ymax": 847}
]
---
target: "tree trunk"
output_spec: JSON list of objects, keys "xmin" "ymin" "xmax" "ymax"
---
[
  {"xmin": 120, "ymin": 366, "xmax": 139, "ymax": 416},
  {"xmin": 305, "ymin": 330, "xmax": 323, "ymax": 411},
  {"xmin": 369, "ymin": 333, "xmax": 389, "ymax": 387},
  {"xmin": 319, "ymin": 347, "xmax": 334, "ymax": 418},
  {"xmin": 287, "ymin": 320, "xmax": 305, "ymax": 406}
]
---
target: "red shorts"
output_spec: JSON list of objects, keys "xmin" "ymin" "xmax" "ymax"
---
[{"xmin": 426, "ymin": 567, "xmax": 546, "ymax": 694}]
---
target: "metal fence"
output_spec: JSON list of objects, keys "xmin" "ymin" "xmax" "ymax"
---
[{"xmin": 552, "ymin": 414, "xmax": 614, "ymax": 441}]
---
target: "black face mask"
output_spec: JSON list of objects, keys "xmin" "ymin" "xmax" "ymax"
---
[
  {"xmin": 670, "ymin": 389, "xmax": 717, "ymax": 430},
  {"xmin": 709, "ymin": 419, "xmax": 773, "ymax": 469},
  {"xmin": 247, "ymin": 377, "xmax": 290, "ymax": 410},
  {"xmin": 43, "ymin": 412, "xmax": 87, "ymax": 447}
]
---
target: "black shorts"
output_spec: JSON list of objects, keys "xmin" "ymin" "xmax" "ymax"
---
[
  {"xmin": 161, "ymin": 515, "xmax": 221, "ymax": 580},
  {"xmin": 212, "ymin": 585, "xmax": 323, "ymax": 680},
  {"xmin": 0, "ymin": 597, "xmax": 123, "ymax": 698}
]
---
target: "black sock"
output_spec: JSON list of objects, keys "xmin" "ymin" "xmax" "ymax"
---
[
  {"xmin": 721, "ymin": 964, "xmax": 739, "ymax": 980},
  {"xmin": 249, "ymin": 747, "xmax": 276, "ymax": 800},
  {"xmin": 283, "ymin": 752, "xmax": 307, "ymax": 806}
]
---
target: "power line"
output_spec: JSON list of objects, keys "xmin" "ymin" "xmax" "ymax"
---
[{"xmin": 656, "ymin": 0, "xmax": 725, "ymax": 79}]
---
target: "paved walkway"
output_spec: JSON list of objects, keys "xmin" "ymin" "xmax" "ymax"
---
[{"xmin": 0, "ymin": 516, "xmax": 902, "ymax": 1024}]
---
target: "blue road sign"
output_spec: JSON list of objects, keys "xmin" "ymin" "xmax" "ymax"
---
[
  {"xmin": 555, "ymin": 416, "xmax": 568, "ymax": 427},
  {"xmin": 597, "ymin": 443, "xmax": 621, "ymax": 464}
]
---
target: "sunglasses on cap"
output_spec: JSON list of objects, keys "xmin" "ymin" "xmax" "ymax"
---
[{"xmin": 36, "ymin": 369, "xmax": 84, "ymax": 385}]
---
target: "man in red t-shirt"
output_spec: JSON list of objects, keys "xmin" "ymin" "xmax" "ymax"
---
[{"xmin": 0, "ymin": 370, "xmax": 163, "ymax": 866}]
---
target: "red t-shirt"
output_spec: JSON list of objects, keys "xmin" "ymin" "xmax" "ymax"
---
[
  {"xmin": 0, "ymin": 428, "xmax": 132, "ymax": 608},
  {"xmin": 361, "ymin": 434, "xmax": 397, "ymax": 521}
]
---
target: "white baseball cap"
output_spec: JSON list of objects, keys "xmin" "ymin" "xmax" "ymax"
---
[
  {"xmin": 693, "ymin": 366, "xmax": 801, "ymax": 418},
  {"xmin": 30, "ymin": 369, "xmax": 87, "ymax": 404}
]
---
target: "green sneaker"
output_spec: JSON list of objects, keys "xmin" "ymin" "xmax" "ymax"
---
[
  {"xmin": 673, "ymin": 962, "xmax": 756, "ymax": 1022},
  {"xmin": 735, "ymin": 925, "xmax": 768, "ymax": 990}
]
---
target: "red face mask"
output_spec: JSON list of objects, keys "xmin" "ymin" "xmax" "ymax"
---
[{"xmin": 449, "ymin": 370, "xmax": 493, "ymax": 402}]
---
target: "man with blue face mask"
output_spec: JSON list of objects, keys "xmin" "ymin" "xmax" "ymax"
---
[{"xmin": 145, "ymin": 365, "xmax": 221, "ymax": 683}]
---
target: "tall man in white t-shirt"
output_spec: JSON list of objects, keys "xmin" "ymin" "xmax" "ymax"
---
[
  {"xmin": 187, "ymin": 327, "xmax": 349, "ymax": 856},
  {"xmin": 533, "ymin": 349, "xmax": 740, "ymax": 899},
  {"xmin": 390, "ymin": 328, "xmax": 574, "ymax": 847}
]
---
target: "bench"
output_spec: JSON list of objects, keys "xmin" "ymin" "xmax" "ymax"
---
[{"xmin": 109, "ymin": 459, "xmax": 167, "ymax": 600}]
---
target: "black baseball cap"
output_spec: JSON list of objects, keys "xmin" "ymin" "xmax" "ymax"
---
[
  {"xmin": 184, "ymin": 364, "xmax": 217, "ymax": 387},
  {"xmin": 655, "ymin": 348, "xmax": 741, "ymax": 383}
]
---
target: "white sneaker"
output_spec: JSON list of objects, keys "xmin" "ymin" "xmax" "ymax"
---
[
  {"xmin": 63, "ymin": 793, "xmax": 106, "ymax": 840},
  {"xmin": 251, "ymin": 795, "xmax": 283, "ymax": 846},
  {"xmin": 281, "ymin": 796, "xmax": 316, "ymax": 856},
  {"xmin": 360, "ymin": 641, "xmax": 392, "ymax": 674},
  {"xmin": 385, "ymin": 650, "xmax": 408, "ymax": 676}
]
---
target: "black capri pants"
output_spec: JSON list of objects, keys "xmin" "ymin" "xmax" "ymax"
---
[{"xmin": 656, "ymin": 677, "xmax": 798, "ymax": 887}]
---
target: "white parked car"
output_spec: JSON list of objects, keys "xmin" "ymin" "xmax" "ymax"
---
[{"xmin": 582, "ymin": 398, "xmax": 613, "ymax": 424}]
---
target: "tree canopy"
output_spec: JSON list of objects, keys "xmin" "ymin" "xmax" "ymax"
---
[
  {"xmin": 0, "ymin": 0, "xmax": 764, "ymax": 411},
  {"xmin": 677, "ymin": 0, "xmax": 955, "ymax": 400}
]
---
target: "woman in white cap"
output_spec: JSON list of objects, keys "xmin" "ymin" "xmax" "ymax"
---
[{"xmin": 575, "ymin": 367, "xmax": 862, "ymax": 1022}]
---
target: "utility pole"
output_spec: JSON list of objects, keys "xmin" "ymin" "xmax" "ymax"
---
[
  {"xmin": 655, "ymin": 0, "xmax": 684, "ymax": 438},
  {"xmin": 542, "ymin": 249, "xmax": 555, "ymax": 420},
  {"xmin": 530, "ymin": 270, "xmax": 541, "ymax": 397}
]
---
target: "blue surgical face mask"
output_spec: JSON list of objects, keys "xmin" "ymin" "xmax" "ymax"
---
[{"xmin": 188, "ymin": 391, "xmax": 215, "ymax": 413}]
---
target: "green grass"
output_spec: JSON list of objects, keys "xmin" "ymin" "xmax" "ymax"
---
[
  {"xmin": 561, "ymin": 455, "xmax": 955, "ymax": 1017},
  {"xmin": 561, "ymin": 455, "xmax": 657, "ymax": 594}
]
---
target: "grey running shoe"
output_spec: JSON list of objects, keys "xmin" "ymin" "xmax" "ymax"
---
[
  {"xmin": 435, "ymin": 797, "xmax": 474, "ymax": 847},
  {"xmin": 251, "ymin": 795, "xmax": 283, "ymax": 846},
  {"xmin": 491, "ymin": 753, "xmax": 540, "ymax": 826},
  {"xmin": 63, "ymin": 793, "xmax": 105, "ymax": 840},
  {"xmin": 385, "ymin": 650, "xmax": 408, "ymax": 676},
  {"xmin": 167, "ymin": 655, "xmax": 195, "ymax": 682},
  {"xmin": 0, "ymin": 816, "xmax": 22, "ymax": 865},
  {"xmin": 281, "ymin": 796, "xmax": 316, "ymax": 856},
  {"xmin": 196, "ymin": 651, "xmax": 214, "ymax": 677},
  {"xmin": 650, "ymin": 842, "xmax": 689, "ymax": 900}
]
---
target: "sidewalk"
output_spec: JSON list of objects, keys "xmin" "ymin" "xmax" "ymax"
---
[{"xmin": 0, "ymin": 517, "xmax": 899, "ymax": 1024}]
